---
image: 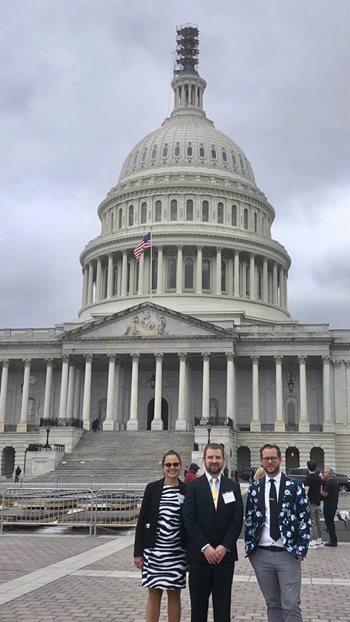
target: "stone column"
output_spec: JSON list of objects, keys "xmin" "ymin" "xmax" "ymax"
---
[
  {"xmin": 176, "ymin": 353, "xmax": 189, "ymax": 430},
  {"xmin": 298, "ymin": 355, "xmax": 309, "ymax": 432},
  {"xmin": 82, "ymin": 354, "xmax": 93, "ymax": 430},
  {"xmin": 17, "ymin": 359, "xmax": 31, "ymax": 432},
  {"xmin": 152, "ymin": 353, "xmax": 164, "ymax": 430},
  {"xmin": 95, "ymin": 258, "xmax": 102, "ymax": 301},
  {"xmin": 104, "ymin": 354, "xmax": 116, "ymax": 430},
  {"xmin": 216, "ymin": 247, "xmax": 222, "ymax": 295},
  {"xmin": 201, "ymin": 353, "xmax": 210, "ymax": 421},
  {"xmin": 127, "ymin": 354, "xmax": 139, "ymax": 430},
  {"xmin": 249, "ymin": 254, "xmax": 256, "ymax": 299},
  {"xmin": 138, "ymin": 252, "xmax": 145, "ymax": 295},
  {"xmin": 250, "ymin": 355, "xmax": 261, "ymax": 431},
  {"xmin": 42, "ymin": 359, "xmax": 54, "ymax": 420},
  {"xmin": 322, "ymin": 355, "xmax": 334, "ymax": 432},
  {"xmin": 176, "ymin": 246, "xmax": 183, "ymax": 294},
  {"xmin": 284, "ymin": 271, "xmax": 288, "ymax": 310},
  {"xmin": 274, "ymin": 355, "xmax": 285, "ymax": 431},
  {"xmin": 66, "ymin": 363, "xmax": 76, "ymax": 420},
  {"xmin": 262, "ymin": 258, "xmax": 268, "ymax": 302},
  {"xmin": 58, "ymin": 355, "xmax": 70, "ymax": 420},
  {"xmin": 81, "ymin": 266, "xmax": 89, "ymax": 307},
  {"xmin": 272, "ymin": 262, "xmax": 278, "ymax": 305},
  {"xmin": 234, "ymin": 251, "xmax": 240, "ymax": 297},
  {"xmin": 121, "ymin": 250, "xmax": 127, "ymax": 297},
  {"xmin": 107, "ymin": 254, "xmax": 114, "ymax": 298},
  {"xmin": 157, "ymin": 246, "xmax": 163, "ymax": 294},
  {"xmin": 87, "ymin": 262, "xmax": 94, "ymax": 304},
  {"xmin": 196, "ymin": 246, "xmax": 203, "ymax": 294},
  {"xmin": 73, "ymin": 366, "xmax": 82, "ymax": 420},
  {"xmin": 226, "ymin": 353, "xmax": 236, "ymax": 425},
  {"xmin": 0, "ymin": 360, "xmax": 9, "ymax": 432}
]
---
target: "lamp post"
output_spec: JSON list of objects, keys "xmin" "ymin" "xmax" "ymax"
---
[
  {"xmin": 207, "ymin": 426, "xmax": 211, "ymax": 444},
  {"xmin": 44, "ymin": 428, "xmax": 51, "ymax": 450},
  {"xmin": 287, "ymin": 373, "xmax": 294, "ymax": 393}
]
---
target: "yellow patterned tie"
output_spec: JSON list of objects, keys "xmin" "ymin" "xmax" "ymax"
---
[{"xmin": 211, "ymin": 477, "xmax": 219, "ymax": 509}]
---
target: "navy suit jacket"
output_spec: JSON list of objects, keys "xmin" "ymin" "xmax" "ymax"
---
[{"xmin": 183, "ymin": 473, "xmax": 243, "ymax": 562}]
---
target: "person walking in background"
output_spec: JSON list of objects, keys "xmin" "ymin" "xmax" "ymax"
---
[
  {"xmin": 184, "ymin": 463, "xmax": 199, "ymax": 484},
  {"xmin": 304, "ymin": 461, "xmax": 323, "ymax": 549},
  {"xmin": 183, "ymin": 442, "xmax": 243, "ymax": 622},
  {"xmin": 321, "ymin": 467, "xmax": 339, "ymax": 547},
  {"xmin": 14, "ymin": 465, "xmax": 21, "ymax": 483},
  {"xmin": 245, "ymin": 442, "xmax": 311, "ymax": 622},
  {"xmin": 133, "ymin": 450, "xmax": 187, "ymax": 622}
]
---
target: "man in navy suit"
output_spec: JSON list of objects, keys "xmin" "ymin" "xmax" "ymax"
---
[{"xmin": 183, "ymin": 443, "xmax": 243, "ymax": 622}]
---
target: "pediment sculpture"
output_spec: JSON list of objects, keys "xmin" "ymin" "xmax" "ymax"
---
[{"xmin": 124, "ymin": 311, "xmax": 167, "ymax": 336}]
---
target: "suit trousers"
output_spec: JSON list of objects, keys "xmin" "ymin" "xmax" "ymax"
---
[
  {"xmin": 188, "ymin": 558, "xmax": 235, "ymax": 622},
  {"xmin": 323, "ymin": 506, "xmax": 337, "ymax": 543},
  {"xmin": 249, "ymin": 548, "xmax": 302, "ymax": 622}
]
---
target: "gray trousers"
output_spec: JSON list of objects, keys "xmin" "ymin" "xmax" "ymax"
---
[
  {"xmin": 310, "ymin": 504, "xmax": 322, "ymax": 540},
  {"xmin": 249, "ymin": 548, "xmax": 302, "ymax": 622}
]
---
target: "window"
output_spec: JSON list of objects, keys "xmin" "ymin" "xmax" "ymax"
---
[
  {"xmin": 110, "ymin": 211, "xmax": 114, "ymax": 232},
  {"xmin": 141, "ymin": 202, "xmax": 147, "ymax": 224},
  {"xmin": 128, "ymin": 205, "xmax": 134, "ymax": 226},
  {"xmin": 202, "ymin": 200, "xmax": 209, "ymax": 222},
  {"xmin": 118, "ymin": 208, "xmax": 123, "ymax": 229},
  {"xmin": 167, "ymin": 257, "xmax": 176, "ymax": 289},
  {"xmin": 231, "ymin": 204, "xmax": 237, "ymax": 226},
  {"xmin": 187, "ymin": 144, "xmax": 193, "ymax": 157},
  {"xmin": 239, "ymin": 154, "xmax": 244, "ymax": 170},
  {"xmin": 134, "ymin": 261, "xmax": 139, "ymax": 294},
  {"xmin": 211, "ymin": 148, "xmax": 217, "ymax": 159},
  {"xmin": 162, "ymin": 144, "xmax": 168, "ymax": 158},
  {"xmin": 141, "ymin": 149, "xmax": 147, "ymax": 162},
  {"xmin": 184, "ymin": 257, "xmax": 194, "ymax": 289},
  {"xmin": 243, "ymin": 208, "xmax": 248, "ymax": 230},
  {"xmin": 113, "ymin": 265, "xmax": 118, "ymax": 296},
  {"xmin": 151, "ymin": 145, "xmax": 157, "ymax": 159},
  {"xmin": 202, "ymin": 258, "xmax": 210, "ymax": 290},
  {"xmin": 222, "ymin": 150, "xmax": 227, "ymax": 162},
  {"xmin": 152, "ymin": 258, "xmax": 158, "ymax": 290},
  {"xmin": 232, "ymin": 152, "xmax": 237, "ymax": 166},
  {"xmin": 221, "ymin": 260, "xmax": 226, "ymax": 292},
  {"xmin": 133, "ymin": 151, "xmax": 138, "ymax": 166},
  {"xmin": 254, "ymin": 212, "xmax": 257, "ymax": 233},
  {"xmin": 155, "ymin": 200, "xmax": 162, "ymax": 222},
  {"xmin": 174, "ymin": 143, "xmax": 181, "ymax": 157},
  {"xmin": 217, "ymin": 202, "xmax": 224, "ymax": 224},
  {"xmin": 186, "ymin": 199, "xmax": 193, "ymax": 221},
  {"xmin": 170, "ymin": 199, "xmax": 177, "ymax": 221},
  {"xmin": 257, "ymin": 269, "xmax": 262, "ymax": 299},
  {"xmin": 127, "ymin": 261, "xmax": 131, "ymax": 294},
  {"xmin": 199, "ymin": 145, "xmax": 205, "ymax": 158}
]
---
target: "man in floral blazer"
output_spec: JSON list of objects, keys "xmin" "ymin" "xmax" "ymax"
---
[{"xmin": 245, "ymin": 442, "xmax": 310, "ymax": 622}]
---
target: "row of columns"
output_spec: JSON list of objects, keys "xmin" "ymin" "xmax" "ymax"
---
[
  {"xmin": 81, "ymin": 247, "xmax": 288, "ymax": 309},
  {"xmin": 0, "ymin": 353, "xmax": 339, "ymax": 433}
]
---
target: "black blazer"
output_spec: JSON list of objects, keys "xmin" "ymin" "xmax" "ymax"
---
[
  {"xmin": 134, "ymin": 477, "xmax": 187, "ymax": 557},
  {"xmin": 183, "ymin": 473, "xmax": 243, "ymax": 562}
]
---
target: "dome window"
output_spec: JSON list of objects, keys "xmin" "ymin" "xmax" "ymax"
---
[
  {"xmin": 167, "ymin": 257, "xmax": 176, "ymax": 290},
  {"xmin": 222, "ymin": 150, "xmax": 227, "ymax": 162},
  {"xmin": 155, "ymin": 200, "xmax": 162, "ymax": 222},
  {"xmin": 133, "ymin": 152, "xmax": 139, "ymax": 166},
  {"xmin": 231, "ymin": 152, "xmax": 237, "ymax": 166},
  {"xmin": 199, "ymin": 145, "xmax": 205, "ymax": 158},
  {"xmin": 211, "ymin": 148, "xmax": 217, "ymax": 159},
  {"xmin": 141, "ymin": 202, "xmax": 147, "ymax": 224},
  {"xmin": 184, "ymin": 257, "xmax": 194, "ymax": 290},
  {"xmin": 151, "ymin": 145, "xmax": 157, "ymax": 160},
  {"xmin": 118, "ymin": 208, "xmax": 123, "ymax": 230},
  {"xmin": 141, "ymin": 149, "xmax": 147, "ymax": 162},
  {"xmin": 187, "ymin": 144, "xmax": 193, "ymax": 157},
  {"xmin": 202, "ymin": 200, "xmax": 209, "ymax": 222},
  {"xmin": 217, "ymin": 202, "xmax": 224, "ymax": 224},
  {"xmin": 254, "ymin": 212, "xmax": 258, "ymax": 233},
  {"xmin": 152, "ymin": 258, "xmax": 158, "ymax": 291},
  {"xmin": 174, "ymin": 143, "xmax": 181, "ymax": 157},
  {"xmin": 186, "ymin": 199, "xmax": 193, "ymax": 221},
  {"xmin": 128, "ymin": 204, "xmax": 134, "ymax": 226},
  {"xmin": 202, "ymin": 258, "xmax": 211, "ymax": 290},
  {"xmin": 239, "ymin": 154, "xmax": 244, "ymax": 170},
  {"xmin": 243, "ymin": 208, "xmax": 248, "ymax": 230},
  {"xmin": 221, "ymin": 260, "xmax": 227, "ymax": 292},
  {"xmin": 162, "ymin": 144, "xmax": 169, "ymax": 158},
  {"xmin": 170, "ymin": 199, "xmax": 177, "ymax": 221},
  {"xmin": 231, "ymin": 205, "xmax": 237, "ymax": 227}
]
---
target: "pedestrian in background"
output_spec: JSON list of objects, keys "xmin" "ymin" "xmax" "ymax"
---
[
  {"xmin": 304, "ymin": 461, "xmax": 323, "ymax": 549},
  {"xmin": 184, "ymin": 463, "xmax": 199, "ymax": 484},
  {"xmin": 321, "ymin": 467, "xmax": 339, "ymax": 547}
]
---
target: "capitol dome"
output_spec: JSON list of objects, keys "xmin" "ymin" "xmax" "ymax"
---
[{"xmin": 79, "ymin": 25, "xmax": 291, "ymax": 327}]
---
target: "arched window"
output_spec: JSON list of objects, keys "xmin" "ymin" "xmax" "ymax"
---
[
  {"xmin": 118, "ymin": 208, "xmax": 123, "ymax": 229},
  {"xmin": 211, "ymin": 147, "xmax": 217, "ymax": 159},
  {"xmin": 113, "ymin": 265, "xmax": 118, "ymax": 296},
  {"xmin": 243, "ymin": 208, "xmax": 248, "ymax": 230},
  {"xmin": 187, "ymin": 144, "xmax": 193, "ymax": 157},
  {"xmin": 202, "ymin": 200, "xmax": 209, "ymax": 222},
  {"xmin": 28, "ymin": 398, "xmax": 37, "ymax": 426},
  {"xmin": 141, "ymin": 148, "xmax": 147, "ymax": 162},
  {"xmin": 186, "ymin": 199, "xmax": 193, "ymax": 221},
  {"xmin": 174, "ymin": 143, "xmax": 181, "ymax": 157},
  {"xmin": 128, "ymin": 204, "xmax": 134, "ymax": 226},
  {"xmin": 199, "ymin": 145, "xmax": 205, "ymax": 158},
  {"xmin": 232, "ymin": 152, "xmax": 237, "ymax": 166},
  {"xmin": 231, "ymin": 204, "xmax": 237, "ymax": 226},
  {"xmin": 127, "ymin": 261, "xmax": 131, "ymax": 294},
  {"xmin": 184, "ymin": 257, "xmax": 194, "ymax": 289},
  {"xmin": 151, "ymin": 145, "xmax": 157, "ymax": 160},
  {"xmin": 202, "ymin": 258, "xmax": 210, "ymax": 290},
  {"xmin": 162, "ymin": 144, "xmax": 168, "ymax": 158},
  {"xmin": 285, "ymin": 397, "xmax": 298, "ymax": 428},
  {"xmin": 170, "ymin": 199, "xmax": 177, "ymax": 221},
  {"xmin": 239, "ymin": 154, "xmax": 244, "ymax": 171},
  {"xmin": 152, "ymin": 257, "xmax": 158, "ymax": 291},
  {"xmin": 167, "ymin": 257, "xmax": 176, "ymax": 290},
  {"xmin": 133, "ymin": 151, "xmax": 139, "ymax": 166},
  {"xmin": 141, "ymin": 202, "xmax": 147, "ymax": 224},
  {"xmin": 217, "ymin": 202, "xmax": 224, "ymax": 224},
  {"xmin": 222, "ymin": 150, "xmax": 227, "ymax": 162},
  {"xmin": 155, "ymin": 200, "xmax": 162, "ymax": 222},
  {"xmin": 254, "ymin": 212, "xmax": 258, "ymax": 233},
  {"xmin": 110, "ymin": 211, "xmax": 114, "ymax": 232},
  {"xmin": 221, "ymin": 260, "xmax": 226, "ymax": 292},
  {"xmin": 257, "ymin": 268, "xmax": 262, "ymax": 299}
]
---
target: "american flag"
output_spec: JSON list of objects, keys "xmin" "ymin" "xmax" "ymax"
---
[{"xmin": 133, "ymin": 231, "xmax": 152, "ymax": 260}]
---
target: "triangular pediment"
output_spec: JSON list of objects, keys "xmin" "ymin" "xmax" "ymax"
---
[{"xmin": 62, "ymin": 303, "xmax": 229, "ymax": 341}]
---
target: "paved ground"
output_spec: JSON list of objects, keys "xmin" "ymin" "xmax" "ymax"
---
[{"xmin": 0, "ymin": 529, "xmax": 349, "ymax": 621}]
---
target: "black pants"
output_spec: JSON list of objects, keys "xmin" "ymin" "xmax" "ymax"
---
[
  {"xmin": 324, "ymin": 506, "xmax": 337, "ymax": 543},
  {"xmin": 188, "ymin": 559, "xmax": 235, "ymax": 622}
]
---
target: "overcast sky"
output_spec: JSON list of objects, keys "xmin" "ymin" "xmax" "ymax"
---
[{"xmin": 1, "ymin": 0, "xmax": 349, "ymax": 329}]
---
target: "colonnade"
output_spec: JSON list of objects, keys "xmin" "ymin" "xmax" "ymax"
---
[
  {"xmin": 81, "ymin": 246, "xmax": 288, "ymax": 310},
  {"xmin": 0, "ymin": 353, "xmax": 341, "ymax": 433}
]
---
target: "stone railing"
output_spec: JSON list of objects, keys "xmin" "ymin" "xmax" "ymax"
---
[
  {"xmin": 0, "ymin": 327, "xmax": 64, "ymax": 341},
  {"xmin": 236, "ymin": 324, "xmax": 329, "ymax": 334},
  {"xmin": 261, "ymin": 423, "xmax": 274, "ymax": 432},
  {"xmin": 195, "ymin": 417, "xmax": 234, "ymax": 428},
  {"xmin": 40, "ymin": 418, "xmax": 83, "ymax": 429}
]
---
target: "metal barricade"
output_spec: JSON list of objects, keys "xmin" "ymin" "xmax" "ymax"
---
[
  {"xmin": 0, "ymin": 488, "xmax": 94, "ymax": 535},
  {"xmin": 93, "ymin": 489, "xmax": 143, "ymax": 535}
]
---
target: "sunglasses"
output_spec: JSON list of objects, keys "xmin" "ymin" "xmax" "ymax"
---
[{"xmin": 164, "ymin": 462, "xmax": 180, "ymax": 468}]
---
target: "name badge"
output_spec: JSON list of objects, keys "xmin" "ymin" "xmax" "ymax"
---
[
  {"xmin": 177, "ymin": 493, "xmax": 185, "ymax": 504},
  {"xmin": 222, "ymin": 491, "xmax": 235, "ymax": 504}
]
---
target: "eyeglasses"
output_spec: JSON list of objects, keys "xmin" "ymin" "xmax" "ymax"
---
[
  {"xmin": 164, "ymin": 462, "xmax": 180, "ymax": 468},
  {"xmin": 261, "ymin": 457, "xmax": 280, "ymax": 463}
]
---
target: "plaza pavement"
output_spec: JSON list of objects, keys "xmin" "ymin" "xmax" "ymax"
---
[{"xmin": 0, "ymin": 530, "xmax": 349, "ymax": 621}]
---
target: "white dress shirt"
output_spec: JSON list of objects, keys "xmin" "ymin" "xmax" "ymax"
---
[{"xmin": 259, "ymin": 471, "xmax": 284, "ymax": 547}]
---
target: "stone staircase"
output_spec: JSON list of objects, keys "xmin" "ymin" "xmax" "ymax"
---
[{"xmin": 29, "ymin": 430, "xmax": 195, "ymax": 484}]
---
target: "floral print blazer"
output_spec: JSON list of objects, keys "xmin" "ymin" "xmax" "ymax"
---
[{"xmin": 245, "ymin": 473, "xmax": 311, "ymax": 558}]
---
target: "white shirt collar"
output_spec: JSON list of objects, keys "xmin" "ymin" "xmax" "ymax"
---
[
  {"xmin": 205, "ymin": 471, "xmax": 222, "ymax": 483},
  {"xmin": 267, "ymin": 471, "xmax": 282, "ymax": 484}
]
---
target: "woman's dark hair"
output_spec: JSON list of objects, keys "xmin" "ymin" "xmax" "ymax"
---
[{"xmin": 162, "ymin": 450, "xmax": 182, "ymax": 466}]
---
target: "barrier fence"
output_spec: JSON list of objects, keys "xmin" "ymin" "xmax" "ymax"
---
[{"xmin": 0, "ymin": 487, "xmax": 143, "ymax": 536}]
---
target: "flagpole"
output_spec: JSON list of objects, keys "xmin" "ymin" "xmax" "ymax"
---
[{"xmin": 149, "ymin": 228, "xmax": 153, "ymax": 301}]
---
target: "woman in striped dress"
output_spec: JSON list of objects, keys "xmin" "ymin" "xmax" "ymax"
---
[{"xmin": 134, "ymin": 450, "xmax": 187, "ymax": 622}]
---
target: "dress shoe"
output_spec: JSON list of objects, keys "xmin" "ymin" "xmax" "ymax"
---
[{"xmin": 325, "ymin": 542, "xmax": 337, "ymax": 547}]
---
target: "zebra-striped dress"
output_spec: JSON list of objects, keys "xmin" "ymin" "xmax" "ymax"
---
[{"xmin": 141, "ymin": 485, "xmax": 186, "ymax": 590}]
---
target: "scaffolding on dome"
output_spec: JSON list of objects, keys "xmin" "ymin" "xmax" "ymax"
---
[{"xmin": 174, "ymin": 24, "xmax": 199, "ymax": 75}]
